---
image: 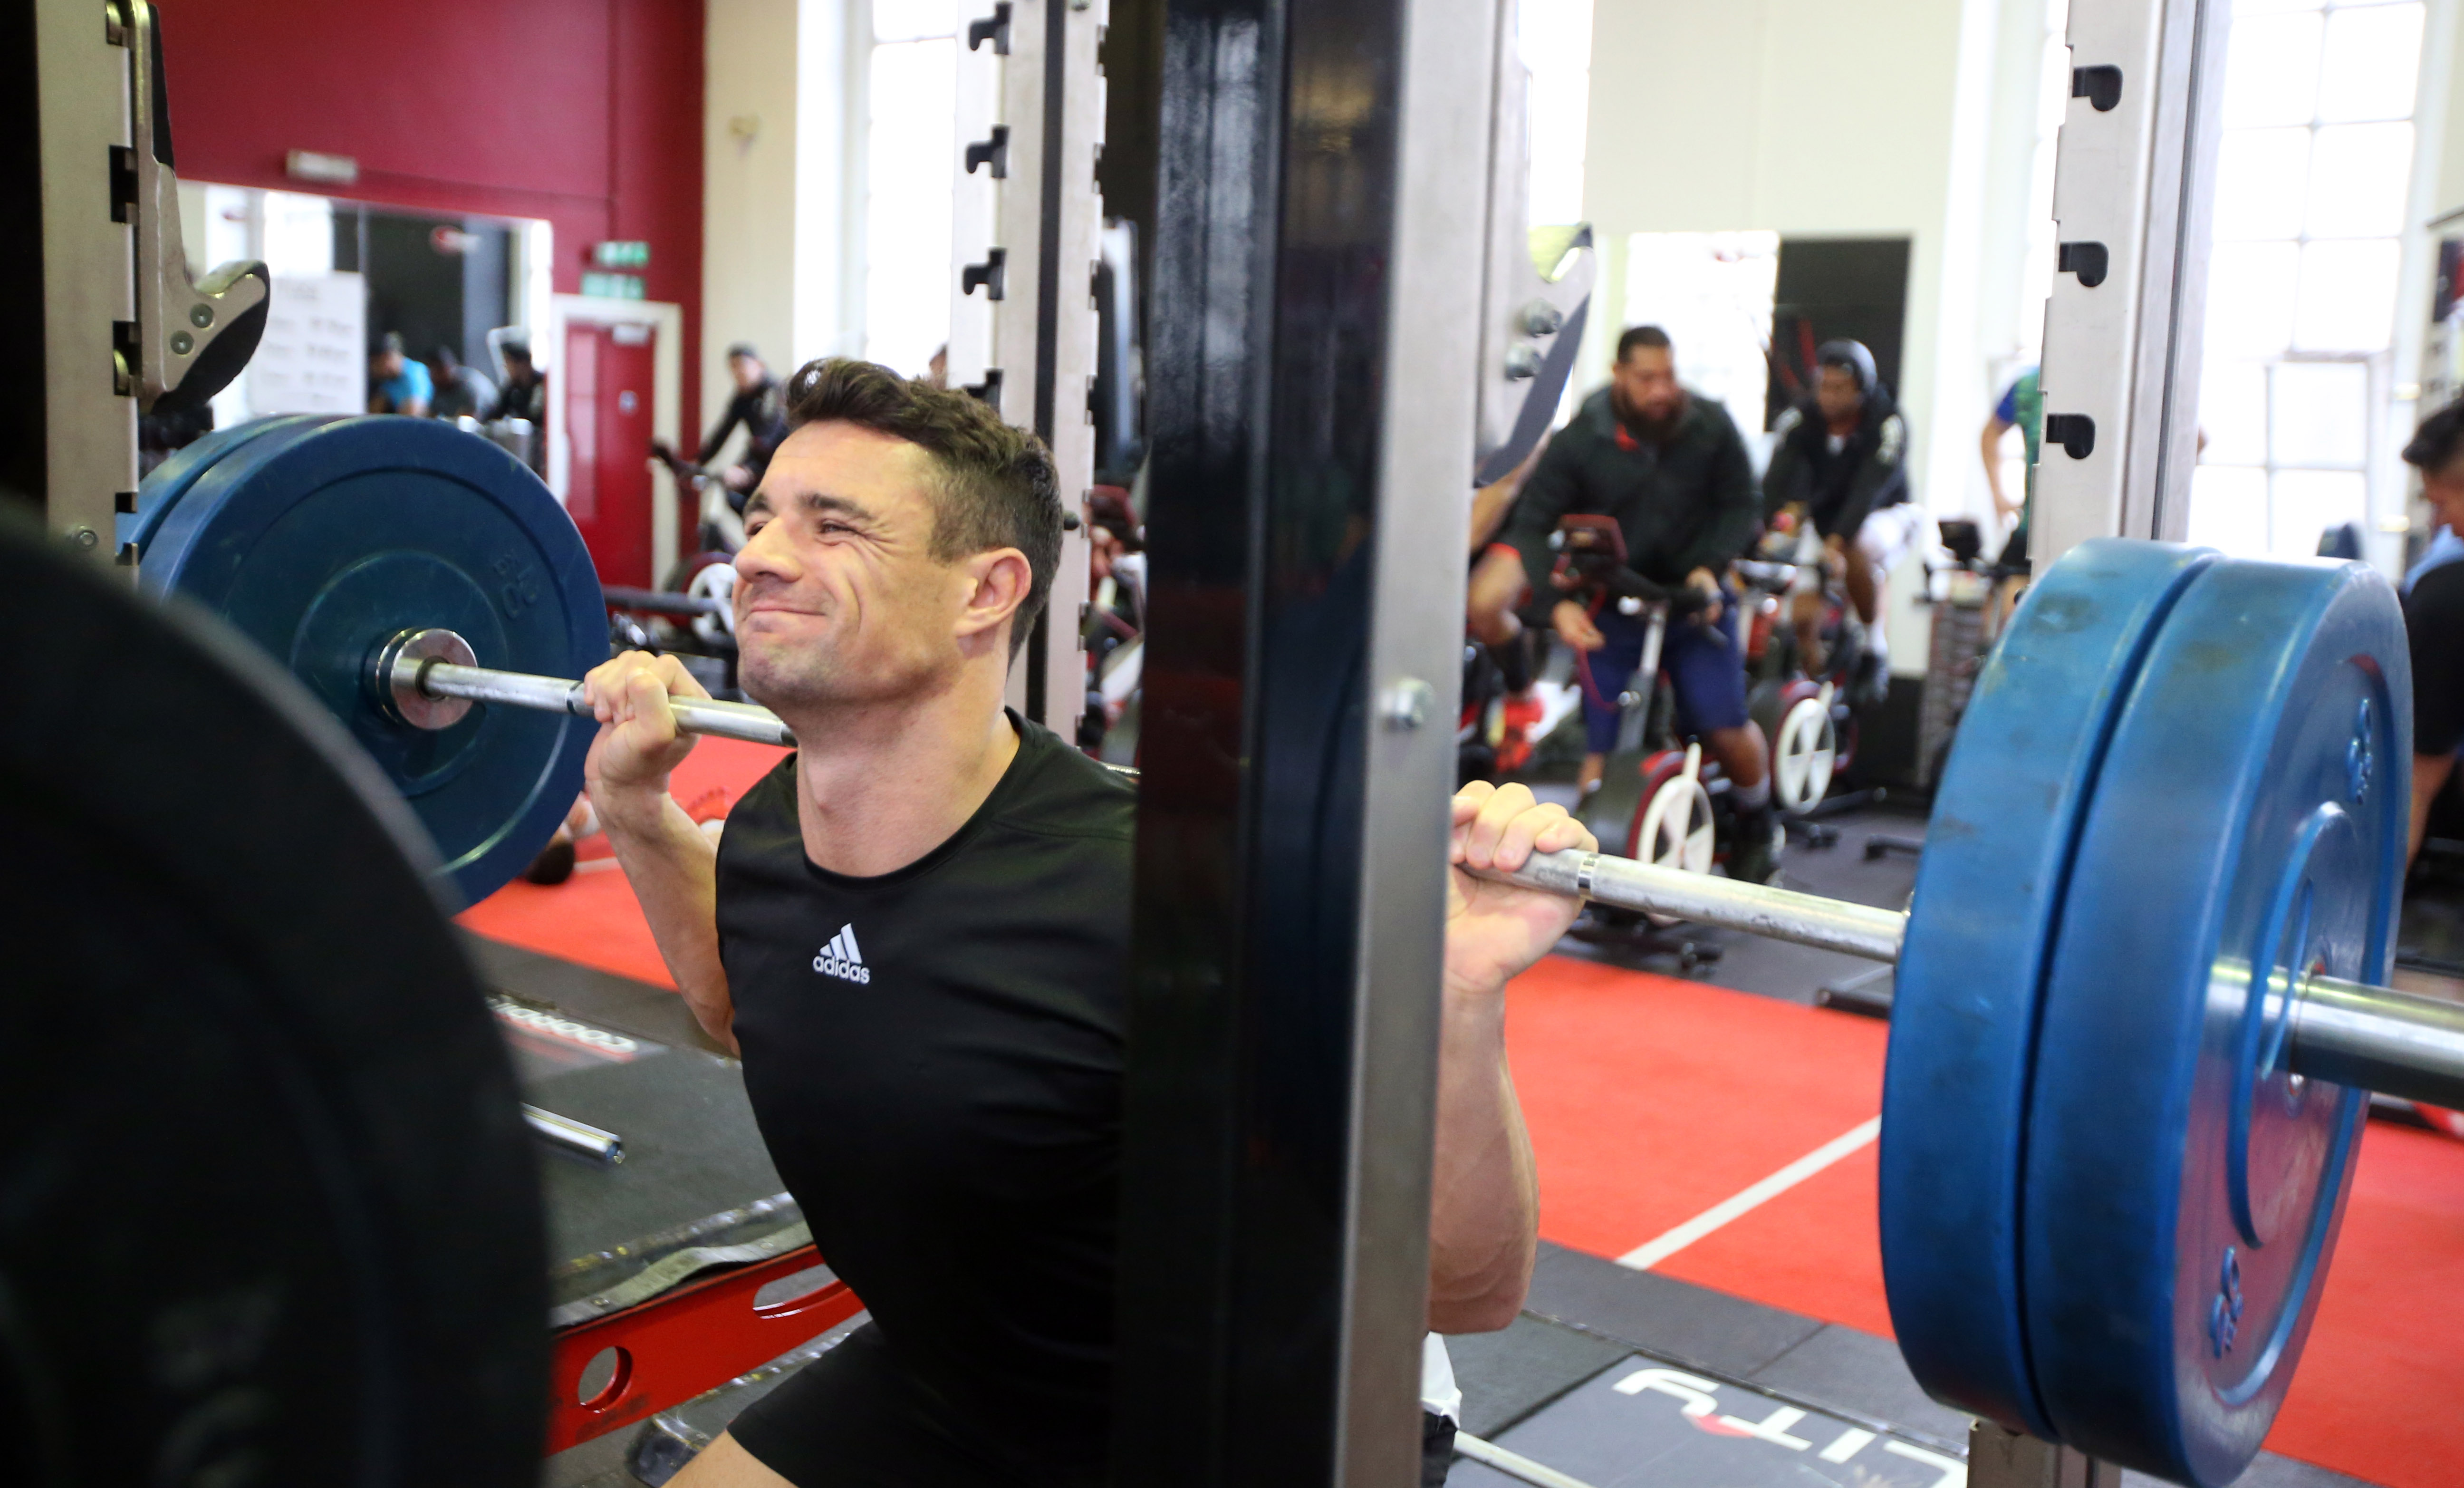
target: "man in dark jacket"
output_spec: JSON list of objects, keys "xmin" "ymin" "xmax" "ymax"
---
[
  {"xmin": 699, "ymin": 343, "xmax": 792, "ymax": 495},
  {"xmin": 1761, "ymin": 339, "xmax": 1922, "ymax": 687},
  {"xmin": 1470, "ymin": 325, "xmax": 1776, "ymax": 882},
  {"xmin": 483, "ymin": 333, "xmax": 550, "ymax": 473}
]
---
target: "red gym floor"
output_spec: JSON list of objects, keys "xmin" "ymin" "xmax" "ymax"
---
[{"xmin": 464, "ymin": 738, "xmax": 2464, "ymax": 1488}]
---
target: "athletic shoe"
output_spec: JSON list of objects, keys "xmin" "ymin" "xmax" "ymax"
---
[
  {"xmin": 1726, "ymin": 806, "xmax": 1781, "ymax": 885},
  {"xmin": 1851, "ymin": 644, "xmax": 1890, "ymax": 709},
  {"xmin": 523, "ymin": 836, "xmax": 578, "ymax": 885},
  {"xmin": 1497, "ymin": 691, "xmax": 1544, "ymax": 773}
]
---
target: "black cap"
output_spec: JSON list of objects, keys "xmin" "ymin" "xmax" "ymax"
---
[
  {"xmin": 1814, "ymin": 339, "xmax": 1877, "ymax": 397},
  {"xmin": 725, "ymin": 342, "xmax": 762, "ymax": 362}
]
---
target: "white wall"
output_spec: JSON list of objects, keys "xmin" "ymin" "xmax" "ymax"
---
[
  {"xmin": 702, "ymin": 0, "xmax": 862, "ymax": 450},
  {"xmin": 1577, "ymin": 0, "xmax": 2049, "ymax": 524}
]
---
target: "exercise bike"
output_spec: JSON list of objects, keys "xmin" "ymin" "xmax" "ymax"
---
[
  {"xmin": 1550, "ymin": 520, "xmax": 1778, "ymax": 928},
  {"xmin": 1739, "ymin": 523, "xmax": 1870, "ymax": 817}
]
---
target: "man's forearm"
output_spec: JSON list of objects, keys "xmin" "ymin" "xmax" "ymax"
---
[
  {"xmin": 598, "ymin": 788, "xmax": 734, "ymax": 1046},
  {"xmin": 1427, "ymin": 979, "xmax": 1538, "ymax": 1333}
]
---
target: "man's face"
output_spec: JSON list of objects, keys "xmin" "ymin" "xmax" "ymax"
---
[
  {"xmin": 732, "ymin": 422, "xmax": 995, "ymax": 711},
  {"xmin": 507, "ymin": 356, "xmax": 536, "ymax": 386},
  {"xmin": 1815, "ymin": 365, "xmax": 1865, "ymax": 425},
  {"xmin": 376, "ymin": 350, "xmax": 404, "ymax": 378},
  {"xmin": 729, "ymin": 354, "xmax": 764, "ymax": 391},
  {"xmin": 2423, "ymin": 455, "xmax": 2464, "ymax": 534},
  {"xmin": 1611, "ymin": 346, "xmax": 1681, "ymax": 423}
]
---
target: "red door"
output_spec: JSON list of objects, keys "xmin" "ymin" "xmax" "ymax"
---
[{"xmin": 563, "ymin": 322, "xmax": 657, "ymax": 587}]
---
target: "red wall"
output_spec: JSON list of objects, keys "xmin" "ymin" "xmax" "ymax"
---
[{"xmin": 160, "ymin": 0, "xmax": 706, "ymax": 438}]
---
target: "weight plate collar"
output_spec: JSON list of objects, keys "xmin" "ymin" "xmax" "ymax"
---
[
  {"xmin": 1883, "ymin": 538, "xmax": 2217, "ymax": 1440},
  {"xmin": 2026, "ymin": 557, "xmax": 2406, "ymax": 1484},
  {"xmin": 137, "ymin": 416, "xmax": 604, "ymax": 906}
]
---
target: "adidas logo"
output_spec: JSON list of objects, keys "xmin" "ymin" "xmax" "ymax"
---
[{"xmin": 812, "ymin": 924, "xmax": 872, "ymax": 985}]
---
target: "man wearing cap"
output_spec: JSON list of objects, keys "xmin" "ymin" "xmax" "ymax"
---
[
  {"xmin": 481, "ymin": 335, "xmax": 550, "ymax": 473},
  {"xmin": 1762, "ymin": 339, "xmax": 1922, "ymax": 696},
  {"xmin": 368, "ymin": 333, "xmax": 433, "ymax": 418},
  {"xmin": 696, "ymin": 344, "xmax": 792, "ymax": 494}
]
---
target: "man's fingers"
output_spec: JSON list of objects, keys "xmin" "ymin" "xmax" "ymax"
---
[
  {"xmin": 1450, "ymin": 782, "xmax": 1497, "ymax": 862},
  {"xmin": 653, "ymin": 650, "xmax": 713, "ymax": 701},
  {"xmin": 1492, "ymin": 799, "xmax": 1578, "ymax": 873},
  {"xmin": 1532, "ymin": 811, "xmax": 1596, "ymax": 857},
  {"xmin": 1461, "ymin": 782, "xmax": 1536, "ymax": 869}
]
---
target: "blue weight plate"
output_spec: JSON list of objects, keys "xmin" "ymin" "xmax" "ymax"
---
[
  {"xmin": 121, "ymin": 414, "xmax": 342, "ymax": 557},
  {"xmin": 139, "ymin": 415, "xmax": 604, "ymax": 906},
  {"xmin": 1882, "ymin": 538, "xmax": 2218, "ymax": 1439},
  {"xmin": 2024, "ymin": 558, "xmax": 2405, "ymax": 1486}
]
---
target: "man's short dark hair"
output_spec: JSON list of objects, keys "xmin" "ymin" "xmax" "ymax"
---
[
  {"xmin": 782, "ymin": 357, "xmax": 1062, "ymax": 659},
  {"xmin": 2405, "ymin": 398, "xmax": 2464, "ymax": 475},
  {"xmin": 1617, "ymin": 325, "xmax": 1673, "ymax": 362},
  {"xmin": 726, "ymin": 342, "xmax": 762, "ymax": 362},
  {"xmin": 377, "ymin": 331, "xmax": 405, "ymax": 356}
]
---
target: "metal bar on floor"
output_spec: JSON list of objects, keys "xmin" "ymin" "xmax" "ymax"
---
[{"xmin": 1452, "ymin": 1431, "xmax": 1604, "ymax": 1488}]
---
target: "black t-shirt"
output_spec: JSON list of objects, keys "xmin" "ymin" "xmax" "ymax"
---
[
  {"xmin": 715, "ymin": 715, "xmax": 1135, "ymax": 1472},
  {"xmin": 2408, "ymin": 560, "xmax": 2464, "ymax": 756}
]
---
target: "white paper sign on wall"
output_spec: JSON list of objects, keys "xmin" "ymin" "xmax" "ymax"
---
[{"xmin": 247, "ymin": 271, "xmax": 366, "ymax": 416}]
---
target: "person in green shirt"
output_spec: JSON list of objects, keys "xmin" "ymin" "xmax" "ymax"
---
[{"xmin": 1982, "ymin": 365, "xmax": 2042, "ymax": 572}]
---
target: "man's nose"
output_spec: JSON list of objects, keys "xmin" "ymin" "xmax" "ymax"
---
[{"xmin": 735, "ymin": 522, "xmax": 797, "ymax": 584}]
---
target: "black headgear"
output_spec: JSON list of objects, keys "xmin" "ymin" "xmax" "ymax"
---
[{"xmin": 1814, "ymin": 339, "xmax": 1877, "ymax": 398}]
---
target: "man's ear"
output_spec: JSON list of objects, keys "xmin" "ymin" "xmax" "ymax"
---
[{"xmin": 955, "ymin": 547, "xmax": 1033, "ymax": 646}]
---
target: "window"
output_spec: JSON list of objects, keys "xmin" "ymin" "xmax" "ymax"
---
[
  {"xmin": 1622, "ymin": 232, "xmax": 1780, "ymax": 434},
  {"xmin": 2189, "ymin": 0, "xmax": 2424, "ymax": 558},
  {"xmin": 1520, "ymin": 0, "xmax": 1595, "ymax": 228},
  {"xmin": 2015, "ymin": 0, "xmax": 2073, "ymax": 366},
  {"xmin": 864, "ymin": 0, "xmax": 959, "ymax": 377}
]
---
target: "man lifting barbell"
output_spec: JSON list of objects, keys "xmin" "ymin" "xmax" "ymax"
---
[
  {"xmin": 577, "ymin": 358, "xmax": 1584, "ymax": 1488},
  {"xmin": 109, "ymin": 381, "xmax": 2464, "ymax": 1487}
]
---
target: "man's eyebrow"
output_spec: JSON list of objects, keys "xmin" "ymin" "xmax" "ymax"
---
[
  {"xmin": 799, "ymin": 492, "xmax": 878, "ymax": 523},
  {"xmin": 741, "ymin": 490, "xmax": 877, "ymax": 524}
]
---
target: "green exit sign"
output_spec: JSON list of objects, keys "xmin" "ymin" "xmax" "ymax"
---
[
  {"xmin": 581, "ymin": 272, "xmax": 646, "ymax": 300},
  {"xmin": 592, "ymin": 241, "xmax": 651, "ymax": 269}
]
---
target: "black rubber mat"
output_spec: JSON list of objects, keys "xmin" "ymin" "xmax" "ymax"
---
[
  {"xmin": 1450, "ymin": 1243, "xmax": 2378, "ymax": 1488},
  {"xmin": 462, "ymin": 936, "xmax": 795, "ymax": 1309}
]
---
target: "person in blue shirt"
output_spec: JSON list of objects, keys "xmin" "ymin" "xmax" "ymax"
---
[{"xmin": 369, "ymin": 332, "xmax": 433, "ymax": 417}]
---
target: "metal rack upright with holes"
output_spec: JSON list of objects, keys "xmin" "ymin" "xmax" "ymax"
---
[{"xmin": 947, "ymin": 0, "xmax": 1103, "ymax": 740}]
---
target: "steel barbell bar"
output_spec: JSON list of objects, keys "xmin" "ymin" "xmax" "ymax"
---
[
  {"xmin": 376, "ymin": 626, "xmax": 2464, "ymax": 1113},
  {"xmin": 376, "ymin": 628, "xmax": 795, "ymax": 747},
  {"xmin": 1486, "ymin": 845, "xmax": 2464, "ymax": 1113}
]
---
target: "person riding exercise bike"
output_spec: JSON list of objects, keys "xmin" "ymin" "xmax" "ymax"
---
[
  {"xmin": 1550, "ymin": 517, "xmax": 1780, "ymax": 887},
  {"xmin": 1469, "ymin": 325, "xmax": 1777, "ymax": 884}
]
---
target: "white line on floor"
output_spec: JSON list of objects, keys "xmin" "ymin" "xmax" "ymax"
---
[{"xmin": 1616, "ymin": 1116, "xmax": 1883, "ymax": 1271}]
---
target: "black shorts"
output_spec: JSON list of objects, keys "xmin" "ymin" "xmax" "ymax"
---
[{"xmin": 728, "ymin": 1324, "xmax": 1100, "ymax": 1488}]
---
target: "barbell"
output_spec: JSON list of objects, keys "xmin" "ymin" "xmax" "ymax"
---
[{"xmin": 122, "ymin": 413, "xmax": 2459, "ymax": 1486}]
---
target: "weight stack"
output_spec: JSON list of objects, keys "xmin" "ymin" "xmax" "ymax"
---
[{"xmin": 1918, "ymin": 576, "xmax": 1990, "ymax": 789}]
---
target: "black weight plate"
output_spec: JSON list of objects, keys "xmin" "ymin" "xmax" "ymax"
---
[
  {"xmin": 137, "ymin": 416, "xmax": 605, "ymax": 905},
  {"xmin": 0, "ymin": 517, "xmax": 544, "ymax": 1486},
  {"xmin": 2026, "ymin": 556, "xmax": 2405, "ymax": 1484}
]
